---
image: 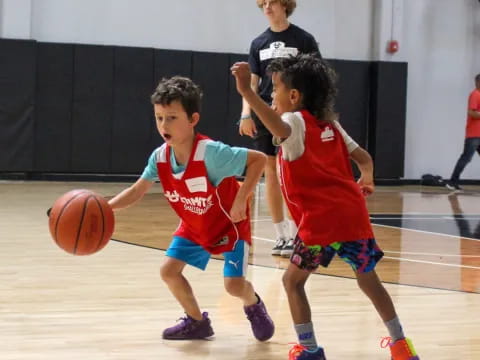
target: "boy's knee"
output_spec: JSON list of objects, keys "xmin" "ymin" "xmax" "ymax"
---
[
  {"xmin": 282, "ymin": 271, "xmax": 297, "ymax": 291},
  {"xmin": 224, "ymin": 278, "xmax": 245, "ymax": 297},
  {"xmin": 160, "ymin": 263, "xmax": 181, "ymax": 282}
]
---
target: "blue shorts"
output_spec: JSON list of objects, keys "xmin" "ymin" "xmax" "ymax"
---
[
  {"xmin": 166, "ymin": 236, "xmax": 249, "ymax": 277},
  {"xmin": 290, "ymin": 237, "xmax": 384, "ymax": 273}
]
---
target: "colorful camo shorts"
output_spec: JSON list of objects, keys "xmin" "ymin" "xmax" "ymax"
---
[{"xmin": 290, "ymin": 236, "xmax": 384, "ymax": 273}]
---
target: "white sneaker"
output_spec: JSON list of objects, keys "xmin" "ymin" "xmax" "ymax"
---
[
  {"xmin": 271, "ymin": 237, "xmax": 286, "ymax": 256},
  {"xmin": 280, "ymin": 238, "xmax": 294, "ymax": 257}
]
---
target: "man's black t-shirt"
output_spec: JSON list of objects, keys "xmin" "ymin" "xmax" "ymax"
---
[{"xmin": 248, "ymin": 23, "xmax": 321, "ymax": 105}]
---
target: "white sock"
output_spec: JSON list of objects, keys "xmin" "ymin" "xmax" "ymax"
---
[
  {"xmin": 274, "ymin": 221, "xmax": 287, "ymax": 239},
  {"xmin": 287, "ymin": 219, "xmax": 298, "ymax": 239}
]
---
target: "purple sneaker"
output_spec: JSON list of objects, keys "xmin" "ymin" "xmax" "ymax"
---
[
  {"xmin": 162, "ymin": 312, "xmax": 214, "ymax": 340},
  {"xmin": 244, "ymin": 294, "xmax": 275, "ymax": 341}
]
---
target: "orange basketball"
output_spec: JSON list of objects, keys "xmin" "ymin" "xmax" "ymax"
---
[{"xmin": 48, "ymin": 189, "xmax": 115, "ymax": 255}]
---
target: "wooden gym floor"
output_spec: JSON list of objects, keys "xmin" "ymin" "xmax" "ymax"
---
[{"xmin": 1, "ymin": 181, "xmax": 479, "ymax": 359}]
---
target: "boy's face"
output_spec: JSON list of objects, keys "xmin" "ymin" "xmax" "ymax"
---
[
  {"xmin": 261, "ymin": 0, "xmax": 287, "ymax": 21},
  {"xmin": 154, "ymin": 101, "xmax": 198, "ymax": 145},
  {"xmin": 271, "ymin": 72, "xmax": 298, "ymax": 114}
]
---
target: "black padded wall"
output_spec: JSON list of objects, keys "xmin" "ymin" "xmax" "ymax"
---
[
  {"xmin": 0, "ymin": 39, "xmax": 36, "ymax": 171},
  {"xmin": 191, "ymin": 51, "xmax": 230, "ymax": 141},
  {"xmin": 34, "ymin": 42, "xmax": 74, "ymax": 172},
  {"xmin": 227, "ymin": 53, "xmax": 252, "ymax": 148},
  {"xmin": 369, "ymin": 61, "xmax": 408, "ymax": 179},
  {"xmin": 111, "ymin": 46, "xmax": 154, "ymax": 173},
  {"xmin": 330, "ymin": 59, "xmax": 371, "ymax": 148},
  {"xmin": 71, "ymin": 44, "xmax": 114, "ymax": 173},
  {"xmin": 150, "ymin": 49, "xmax": 193, "ymax": 152}
]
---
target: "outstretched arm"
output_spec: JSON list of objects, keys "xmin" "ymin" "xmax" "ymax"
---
[
  {"xmin": 108, "ymin": 178, "xmax": 154, "ymax": 210},
  {"xmin": 231, "ymin": 62, "xmax": 291, "ymax": 139}
]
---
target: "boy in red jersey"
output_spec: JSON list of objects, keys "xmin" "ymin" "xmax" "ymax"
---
[
  {"xmin": 108, "ymin": 76, "xmax": 274, "ymax": 342},
  {"xmin": 232, "ymin": 55, "xmax": 419, "ymax": 359}
]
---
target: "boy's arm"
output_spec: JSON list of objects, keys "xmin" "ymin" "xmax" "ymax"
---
[
  {"xmin": 232, "ymin": 62, "xmax": 291, "ymax": 139},
  {"xmin": 230, "ymin": 150, "xmax": 267, "ymax": 223},
  {"xmin": 350, "ymin": 146, "xmax": 375, "ymax": 196},
  {"xmin": 108, "ymin": 178, "xmax": 154, "ymax": 210}
]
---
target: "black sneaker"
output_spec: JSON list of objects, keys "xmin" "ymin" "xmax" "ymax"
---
[
  {"xmin": 280, "ymin": 238, "xmax": 294, "ymax": 258},
  {"xmin": 272, "ymin": 237, "xmax": 286, "ymax": 256},
  {"xmin": 445, "ymin": 181, "xmax": 462, "ymax": 191}
]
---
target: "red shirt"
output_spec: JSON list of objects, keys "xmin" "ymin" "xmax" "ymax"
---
[
  {"xmin": 466, "ymin": 89, "xmax": 480, "ymax": 138},
  {"xmin": 156, "ymin": 134, "xmax": 251, "ymax": 254},
  {"xmin": 278, "ymin": 110, "xmax": 374, "ymax": 246}
]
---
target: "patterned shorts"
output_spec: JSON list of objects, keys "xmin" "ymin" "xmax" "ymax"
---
[{"xmin": 290, "ymin": 237, "xmax": 384, "ymax": 273}]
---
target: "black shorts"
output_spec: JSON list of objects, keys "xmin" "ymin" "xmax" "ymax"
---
[{"xmin": 251, "ymin": 113, "xmax": 277, "ymax": 156}]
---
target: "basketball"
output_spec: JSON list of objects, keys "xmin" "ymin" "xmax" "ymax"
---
[{"xmin": 48, "ymin": 189, "xmax": 115, "ymax": 255}]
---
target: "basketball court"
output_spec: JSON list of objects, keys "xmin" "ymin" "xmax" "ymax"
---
[{"xmin": 1, "ymin": 181, "xmax": 479, "ymax": 359}]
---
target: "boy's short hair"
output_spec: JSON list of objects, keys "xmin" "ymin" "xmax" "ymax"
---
[
  {"xmin": 475, "ymin": 74, "xmax": 480, "ymax": 83},
  {"xmin": 151, "ymin": 76, "xmax": 203, "ymax": 117},
  {"xmin": 267, "ymin": 53, "xmax": 337, "ymax": 121},
  {"xmin": 256, "ymin": 0, "xmax": 297, "ymax": 18}
]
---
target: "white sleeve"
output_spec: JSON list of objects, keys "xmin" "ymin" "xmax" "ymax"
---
[
  {"xmin": 333, "ymin": 120, "xmax": 359, "ymax": 154},
  {"xmin": 273, "ymin": 112, "xmax": 306, "ymax": 161}
]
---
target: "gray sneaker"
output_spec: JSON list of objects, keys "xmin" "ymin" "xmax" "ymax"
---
[{"xmin": 244, "ymin": 294, "xmax": 275, "ymax": 341}]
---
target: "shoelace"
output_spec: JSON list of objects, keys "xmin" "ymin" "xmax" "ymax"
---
[
  {"xmin": 275, "ymin": 237, "xmax": 286, "ymax": 247},
  {"xmin": 288, "ymin": 343, "xmax": 307, "ymax": 360}
]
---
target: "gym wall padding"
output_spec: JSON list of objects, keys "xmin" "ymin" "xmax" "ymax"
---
[
  {"xmin": 330, "ymin": 59, "xmax": 371, "ymax": 148},
  {"xmin": 150, "ymin": 49, "xmax": 193, "ymax": 153},
  {"xmin": 191, "ymin": 51, "xmax": 230, "ymax": 142},
  {"xmin": 0, "ymin": 39, "xmax": 408, "ymax": 180},
  {"xmin": 111, "ymin": 46, "xmax": 154, "ymax": 173},
  {"xmin": 0, "ymin": 39, "xmax": 36, "ymax": 172},
  {"xmin": 34, "ymin": 42, "xmax": 74, "ymax": 172},
  {"xmin": 71, "ymin": 44, "xmax": 114, "ymax": 173},
  {"xmin": 369, "ymin": 61, "xmax": 408, "ymax": 179}
]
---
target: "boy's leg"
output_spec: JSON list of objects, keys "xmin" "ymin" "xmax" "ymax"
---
[
  {"xmin": 160, "ymin": 256, "xmax": 203, "ymax": 320},
  {"xmin": 223, "ymin": 240, "xmax": 275, "ymax": 341},
  {"xmin": 338, "ymin": 239, "xmax": 419, "ymax": 358},
  {"xmin": 284, "ymin": 237, "xmax": 336, "ymax": 357},
  {"xmin": 161, "ymin": 236, "xmax": 214, "ymax": 340}
]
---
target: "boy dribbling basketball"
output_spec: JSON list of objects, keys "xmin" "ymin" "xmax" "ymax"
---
[
  {"xmin": 108, "ymin": 76, "xmax": 274, "ymax": 342},
  {"xmin": 232, "ymin": 54, "xmax": 419, "ymax": 359}
]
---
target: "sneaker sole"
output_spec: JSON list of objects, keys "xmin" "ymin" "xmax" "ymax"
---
[
  {"xmin": 163, "ymin": 330, "xmax": 214, "ymax": 340},
  {"xmin": 280, "ymin": 250, "xmax": 293, "ymax": 257},
  {"xmin": 271, "ymin": 250, "xmax": 282, "ymax": 256}
]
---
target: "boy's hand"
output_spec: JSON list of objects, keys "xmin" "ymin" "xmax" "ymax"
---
[
  {"xmin": 239, "ymin": 117, "xmax": 257, "ymax": 138},
  {"xmin": 229, "ymin": 195, "xmax": 248, "ymax": 223},
  {"xmin": 231, "ymin": 62, "xmax": 252, "ymax": 96},
  {"xmin": 358, "ymin": 176, "xmax": 374, "ymax": 196}
]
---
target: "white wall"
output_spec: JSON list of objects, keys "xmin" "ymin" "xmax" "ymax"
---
[
  {"xmin": 1, "ymin": 0, "xmax": 480, "ymax": 179},
  {"xmin": 403, "ymin": 0, "xmax": 480, "ymax": 179}
]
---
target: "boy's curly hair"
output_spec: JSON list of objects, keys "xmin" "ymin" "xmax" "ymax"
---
[
  {"xmin": 151, "ymin": 76, "xmax": 203, "ymax": 117},
  {"xmin": 256, "ymin": 0, "xmax": 297, "ymax": 18},
  {"xmin": 267, "ymin": 53, "xmax": 337, "ymax": 122}
]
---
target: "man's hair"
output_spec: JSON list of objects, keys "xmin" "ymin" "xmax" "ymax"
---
[
  {"xmin": 256, "ymin": 0, "xmax": 297, "ymax": 17},
  {"xmin": 151, "ymin": 76, "xmax": 202, "ymax": 117},
  {"xmin": 475, "ymin": 74, "xmax": 480, "ymax": 83},
  {"xmin": 267, "ymin": 53, "xmax": 337, "ymax": 121}
]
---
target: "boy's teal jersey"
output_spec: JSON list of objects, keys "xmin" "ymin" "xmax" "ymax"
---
[{"xmin": 141, "ymin": 140, "xmax": 248, "ymax": 186}]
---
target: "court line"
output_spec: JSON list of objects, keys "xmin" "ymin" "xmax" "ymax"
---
[
  {"xmin": 383, "ymin": 256, "xmax": 480, "ymax": 270},
  {"xmin": 371, "ymin": 223, "xmax": 480, "ymax": 242},
  {"xmin": 383, "ymin": 250, "xmax": 480, "ymax": 258},
  {"xmin": 252, "ymin": 236, "xmax": 480, "ymax": 270}
]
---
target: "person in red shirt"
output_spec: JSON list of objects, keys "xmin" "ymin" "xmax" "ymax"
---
[
  {"xmin": 232, "ymin": 54, "xmax": 419, "ymax": 360},
  {"xmin": 446, "ymin": 74, "xmax": 480, "ymax": 191},
  {"xmin": 108, "ymin": 77, "xmax": 274, "ymax": 343}
]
